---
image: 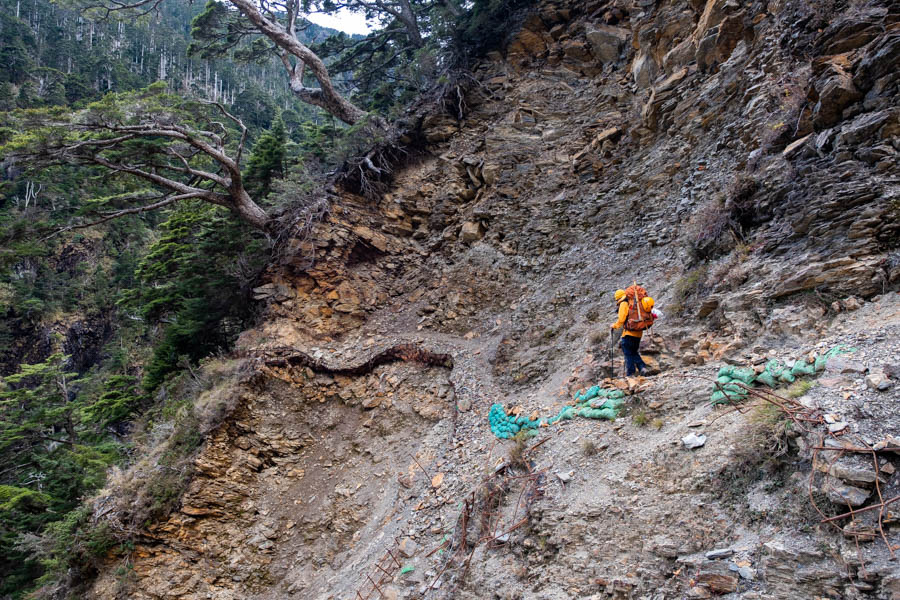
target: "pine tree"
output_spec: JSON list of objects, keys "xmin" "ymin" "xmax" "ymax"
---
[
  {"xmin": 243, "ymin": 115, "xmax": 287, "ymax": 202},
  {"xmin": 0, "ymin": 354, "xmax": 122, "ymax": 595},
  {"xmin": 0, "ymin": 82, "xmax": 15, "ymax": 111},
  {"xmin": 119, "ymin": 202, "xmax": 268, "ymax": 390},
  {"xmin": 45, "ymin": 81, "xmax": 66, "ymax": 106},
  {"xmin": 0, "ymin": 353, "xmax": 81, "ymax": 451},
  {"xmin": 16, "ymin": 80, "xmax": 37, "ymax": 108}
]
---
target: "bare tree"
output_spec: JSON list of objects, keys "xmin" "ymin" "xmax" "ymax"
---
[
  {"xmin": 230, "ymin": 0, "xmax": 373, "ymax": 124},
  {"xmin": 4, "ymin": 86, "xmax": 271, "ymax": 230},
  {"xmin": 91, "ymin": 0, "xmax": 374, "ymax": 126}
]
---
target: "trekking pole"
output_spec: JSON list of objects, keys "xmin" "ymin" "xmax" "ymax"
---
[{"xmin": 609, "ymin": 327, "xmax": 615, "ymax": 377}]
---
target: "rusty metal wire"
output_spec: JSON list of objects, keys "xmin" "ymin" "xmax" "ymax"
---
[
  {"xmin": 420, "ymin": 437, "xmax": 547, "ymax": 597},
  {"xmin": 685, "ymin": 374, "xmax": 898, "ymax": 565},
  {"xmin": 354, "ymin": 539, "xmax": 404, "ymax": 600}
]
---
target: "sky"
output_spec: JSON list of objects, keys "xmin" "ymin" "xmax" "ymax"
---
[{"xmin": 305, "ymin": 8, "xmax": 375, "ymax": 35}]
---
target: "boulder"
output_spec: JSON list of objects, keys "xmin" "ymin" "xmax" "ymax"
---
[
  {"xmin": 647, "ymin": 535, "xmax": 681, "ymax": 558},
  {"xmin": 835, "ymin": 110, "xmax": 892, "ymax": 148},
  {"xmin": 632, "ymin": 52, "xmax": 658, "ymax": 88},
  {"xmin": 456, "ymin": 187, "xmax": 476, "ymax": 201},
  {"xmin": 829, "ymin": 461, "xmax": 877, "ymax": 488},
  {"xmin": 769, "ymin": 256, "xmax": 883, "ymax": 298},
  {"xmin": 481, "ymin": 164, "xmax": 500, "ymax": 185},
  {"xmin": 853, "ymin": 30, "xmax": 900, "ymax": 89},
  {"xmin": 813, "ymin": 64, "xmax": 862, "ymax": 128},
  {"xmin": 824, "ymin": 357, "xmax": 866, "ymax": 375},
  {"xmin": 695, "ymin": 30, "xmax": 719, "ymax": 72},
  {"xmin": 459, "ymin": 221, "xmax": 485, "ymax": 243},
  {"xmin": 641, "ymin": 67, "xmax": 690, "ymax": 131},
  {"xmin": 865, "ymin": 371, "xmax": 894, "ymax": 392},
  {"xmin": 664, "ymin": 38, "xmax": 696, "ymax": 72},
  {"xmin": 823, "ymin": 475, "xmax": 871, "ymax": 507},
  {"xmin": 817, "ymin": 14, "xmax": 883, "ymax": 55},
  {"xmin": 252, "ymin": 282, "xmax": 293, "ymax": 302},
  {"xmin": 422, "ymin": 114, "xmax": 457, "ymax": 142},
  {"xmin": 842, "ymin": 521, "xmax": 877, "ymax": 542},
  {"xmin": 766, "ymin": 305, "xmax": 823, "ymax": 337},
  {"xmin": 696, "ymin": 11, "xmax": 746, "ymax": 72},
  {"xmin": 782, "ymin": 134, "xmax": 813, "ymax": 159},
  {"xmin": 682, "ymin": 433, "xmax": 707, "ymax": 449},
  {"xmin": 693, "ymin": 0, "xmax": 733, "ymax": 42},
  {"xmin": 586, "ymin": 25, "xmax": 631, "ymax": 63},
  {"xmin": 399, "ymin": 537, "xmax": 419, "ymax": 558},
  {"xmin": 842, "ymin": 296, "xmax": 863, "ymax": 311},
  {"xmin": 508, "ymin": 29, "xmax": 548, "ymax": 57},
  {"xmin": 696, "ymin": 563, "xmax": 738, "ymax": 594},
  {"xmin": 561, "ymin": 39, "xmax": 593, "ymax": 62}
]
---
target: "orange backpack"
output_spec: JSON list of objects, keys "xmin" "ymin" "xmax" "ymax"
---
[{"xmin": 624, "ymin": 285, "xmax": 655, "ymax": 331}]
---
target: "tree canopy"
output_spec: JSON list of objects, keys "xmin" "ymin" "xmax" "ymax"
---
[{"xmin": 1, "ymin": 83, "xmax": 271, "ymax": 229}]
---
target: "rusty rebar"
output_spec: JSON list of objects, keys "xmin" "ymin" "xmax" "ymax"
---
[
  {"xmin": 409, "ymin": 452, "xmax": 433, "ymax": 484},
  {"xmin": 821, "ymin": 495, "xmax": 900, "ymax": 523}
]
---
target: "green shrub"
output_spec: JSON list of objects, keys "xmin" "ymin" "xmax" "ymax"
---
[
  {"xmin": 786, "ymin": 380, "xmax": 813, "ymax": 398},
  {"xmin": 713, "ymin": 402, "xmax": 793, "ymax": 504}
]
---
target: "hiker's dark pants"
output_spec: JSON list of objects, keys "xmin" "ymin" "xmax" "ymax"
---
[{"xmin": 620, "ymin": 336, "xmax": 646, "ymax": 376}]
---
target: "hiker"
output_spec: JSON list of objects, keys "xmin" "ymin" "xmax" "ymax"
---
[{"xmin": 610, "ymin": 286, "xmax": 656, "ymax": 376}]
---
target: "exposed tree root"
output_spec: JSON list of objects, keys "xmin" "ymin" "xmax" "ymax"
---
[{"xmin": 261, "ymin": 343, "xmax": 454, "ymax": 375}]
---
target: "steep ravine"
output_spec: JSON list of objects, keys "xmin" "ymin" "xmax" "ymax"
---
[{"xmin": 89, "ymin": 0, "xmax": 899, "ymax": 598}]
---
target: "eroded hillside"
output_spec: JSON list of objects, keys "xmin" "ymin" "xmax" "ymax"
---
[{"xmin": 87, "ymin": 0, "xmax": 899, "ymax": 598}]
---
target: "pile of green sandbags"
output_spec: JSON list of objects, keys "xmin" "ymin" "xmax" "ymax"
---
[
  {"xmin": 489, "ymin": 387, "xmax": 626, "ymax": 439},
  {"xmin": 489, "ymin": 404, "xmax": 541, "ymax": 439},
  {"xmin": 754, "ymin": 359, "xmax": 796, "ymax": 387},
  {"xmin": 709, "ymin": 345, "xmax": 855, "ymax": 404},
  {"xmin": 547, "ymin": 389, "xmax": 625, "ymax": 424}
]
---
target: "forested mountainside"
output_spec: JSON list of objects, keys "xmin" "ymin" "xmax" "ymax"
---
[
  {"xmin": 0, "ymin": 0, "xmax": 524, "ymax": 595},
  {"xmin": 0, "ymin": 0, "xmax": 325, "ymax": 115},
  {"xmin": 1, "ymin": 0, "xmax": 899, "ymax": 598},
  {"xmin": 0, "ymin": 0, "xmax": 312, "ymax": 592}
]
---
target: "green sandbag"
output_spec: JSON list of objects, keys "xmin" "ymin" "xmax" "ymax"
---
[
  {"xmin": 490, "ymin": 383, "xmax": 631, "ymax": 438},
  {"xmin": 763, "ymin": 359, "xmax": 795, "ymax": 383},
  {"xmin": 791, "ymin": 360, "xmax": 816, "ymax": 377},
  {"xmin": 711, "ymin": 391, "xmax": 747, "ymax": 404},
  {"xmin": 548, "ymin": 405, "xmax": 577, "ymax": 425},
  {"xmin": 605, "ymin": 397, "xmax": 625, "ymax": 411},
  {"xmin": 812, "ymin": 344, "xmax": 857, "ymax": 372},
  {"xmin": 711, "ymin": 383, "xmax": 748, "ymax": 405},
  {"xmin": 717, "ymin": 375, "xmax": 733, "ymax": 385},
  {"xmin": 580, "ymin": 407, "xmax": 618, "ymax": 420},
  {"xmin": 513, "ymin": 414, "xmax": 540, "ymax": 428},
  {"xmin": 718, "ymin": 365, "xmax": 756, "ymax": 385},
  {"xmin": 587, "ymin": 397, "xmax": 624, "ymax": 414},
  {"xmin": 755, "ymin": 371, "xmax": 778, "ymax": 387},
  {"xmin": 574, "ymin": 386, "xmax": 601, "ymax": 402},
  {"xmin": 814, "ymin": 354, "xmax": 828, "ymax": 371},
  {"xmin": 757, "ymin": 359, "xmax": 790, "ymax": 385},
  {"xmin": 764, "ymin": 359, "xmax": 784, "ymax": 374}
]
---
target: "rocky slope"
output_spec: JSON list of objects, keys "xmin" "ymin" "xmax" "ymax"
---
[{"xmin": 88, "ymin": 0, "xmax": 899, "ymax": 598}]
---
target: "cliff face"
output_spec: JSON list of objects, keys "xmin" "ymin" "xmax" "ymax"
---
[{"xmin": 89, "ymin": 0, "xmax": 900, "ymax": 598}]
